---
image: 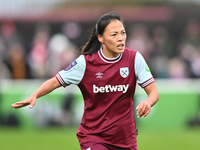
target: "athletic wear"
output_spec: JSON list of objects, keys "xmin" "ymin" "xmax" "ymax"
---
[{"xmin": 55, "ymin": 47, "xmax": 154, "ymax": 149}]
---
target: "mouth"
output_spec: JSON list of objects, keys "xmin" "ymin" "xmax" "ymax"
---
[{"xmin": 117, "ymin": 44, "xmax": 125, "ymax": 49}]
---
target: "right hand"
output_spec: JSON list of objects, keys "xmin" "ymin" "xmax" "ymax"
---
[
  {"xmin": 11, "ymin": 96, "xmax": 36, "ymax": 109},
  {"xmin": 136, "ymin": 101, "xmax": 151, "ymax": 118}
]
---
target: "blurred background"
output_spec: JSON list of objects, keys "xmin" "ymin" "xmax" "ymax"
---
[{"xmin": 0, "ymin": 0, "xmax": 200, "ymax": 150}]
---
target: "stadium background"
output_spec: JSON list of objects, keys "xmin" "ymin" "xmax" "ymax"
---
[{"xmin": 0, "ymin": 0, "xmax": 200, "ymax": 150}]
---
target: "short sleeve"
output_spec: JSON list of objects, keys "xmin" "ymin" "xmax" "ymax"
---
[
  {"xmin": 135, "ymin": 52, "xmax": 155, "ymax": 88},
  {"xmin": 55, "ymin": 55, "xmax": 86, "ymax": 87}
]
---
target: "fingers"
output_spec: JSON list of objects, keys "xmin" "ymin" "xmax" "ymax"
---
[
  {"xmin": 29, "ymin": 101, "xmax": 36, "ymax": 109},
  {"xmin": 11, "ymin": 101, "xmax": 30, "ymax": 109},
  {"xmin": 136, "ymin": 102, "xmax": 151, "ymax": 118},
  {"xmin": 11, "ymin": 98, "xmax": 36, "ymax": 109},
  {"xmin": 142, "ymin": 109, "xmax": 151, "ymax": 117}
]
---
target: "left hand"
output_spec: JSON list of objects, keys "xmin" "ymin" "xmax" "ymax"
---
[{"xmin": 136, "ymin": 101, "xmax": 151, "ymax": 118}]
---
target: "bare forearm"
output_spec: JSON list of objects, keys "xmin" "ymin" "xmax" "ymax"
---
[
  {"xmin": 144, "ymin": 88, "xmax": 159, "ymax": 107},
  {"xmin": 144, "ymin": 83, "xmax": 159, "ymax": 107},
  {"xmin": 11, "ymin": 77, "xmax": 62, "ymax": 109},
  {"xmin": 31, "ymin": 77, "xmax": 61, "ymax": 99}
]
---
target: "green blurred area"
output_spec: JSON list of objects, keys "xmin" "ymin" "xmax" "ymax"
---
[
  {"xmin": 0, "ymin": 127, "xmax": 80, "ymax": 150},
  {"xmin": 135, "ymin": 93, "xmax": 199, "ymax": 129},
  {"xmin": 0, "ymin": 79, "xmax": 200, "ymax": 149},
  {"xmin": 0, "ymin": 127, "xmax": 200, "ymax": 150},
  {"xmin": 137, "ymin": 127, "xmax": 200, "ymax": 150}
]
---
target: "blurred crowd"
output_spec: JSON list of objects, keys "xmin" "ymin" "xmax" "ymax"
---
[
  {"xmin": 127, "ymin": 19, "xmax": 200, "ymax": 79},
  {"xmin": 0, "ymin": 21, "xmax": 79, "ymax": 79},
  {"xmin": 0, "ymin": 19, "xmax": 200, "ymax": 79}
]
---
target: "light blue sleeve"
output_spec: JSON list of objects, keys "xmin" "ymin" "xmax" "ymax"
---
[
  {"xmin": 135, "ymin": 52, "xmax": 155, "ymax": 88},
  {"xmin": 55, "ymin": 55, "xmax": 86, "ymax": 87}
]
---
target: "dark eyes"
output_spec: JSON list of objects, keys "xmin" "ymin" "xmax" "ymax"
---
[{"xmin": 111, "ymin": 31, "xmax": 126, "ymax": 36}]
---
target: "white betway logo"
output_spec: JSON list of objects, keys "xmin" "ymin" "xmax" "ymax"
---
[{"xmin": 93, "ymin": 84, "xmax": 129, "ymax": 93}]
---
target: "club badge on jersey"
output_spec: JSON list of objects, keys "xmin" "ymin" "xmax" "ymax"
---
[
  {"xmin": 64, "ymin": 60, "xmax": 77, "ymax": 71},
  {"xmin": 120, "ymin": 67, "xmax": 129, "ymax": 78}
]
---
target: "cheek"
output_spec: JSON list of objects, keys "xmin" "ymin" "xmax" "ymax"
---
[{"xmin": 104, "ymin": 37, "xmax": 115, "ymax": 46}]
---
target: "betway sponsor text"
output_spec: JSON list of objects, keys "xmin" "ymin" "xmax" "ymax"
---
[{"xmin": 93, "ymin": 84, "xmax": 129, "ymax": 93}]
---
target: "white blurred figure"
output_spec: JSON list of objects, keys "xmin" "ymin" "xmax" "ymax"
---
[
  {"xmin": 29, "ymin": 23, "xmax": 50, "ymax": 78},
  {"xmin": 62, "ymin": 22, "xmax": 81, "ymax": 40},
  {"xmin": 179, "ymin": 43, "xmax": 197, "ymax": 62},
  {"xmin": 126, "ymin": 23, "xmax": 152, "ymax": 62},
  {"xmin": 168, "ymin": 58, "xmax": 188, "ymax": 78},
  {"xmin": 23, "ymin": 99, "xmax": 62, "ymax": 128},
  {"xmin": 47, "ymin": 33, "xmax": 77, "ymax": 77}
]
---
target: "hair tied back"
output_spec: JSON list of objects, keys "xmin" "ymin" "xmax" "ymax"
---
[{"xmin": 95, "ymin": 24, "xmax": 98, "ymax": 36}]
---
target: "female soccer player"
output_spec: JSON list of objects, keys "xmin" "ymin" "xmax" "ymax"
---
[{"xmin": 12, "ymin": 12, "xmax": 159, "ymax": 150}]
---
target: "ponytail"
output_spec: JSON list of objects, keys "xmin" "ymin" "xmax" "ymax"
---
[
  {"xmin": 79, "ymin": 25, "xmax": 101, "ymax": 55},
  {"xmin": 77, "ymin": 11, "xmax": 123, "ymax": 55}
]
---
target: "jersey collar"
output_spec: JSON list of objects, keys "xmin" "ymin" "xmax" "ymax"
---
[{"xmin": 98, "ymin": 47, "xmax": 123, "ymax": 63}]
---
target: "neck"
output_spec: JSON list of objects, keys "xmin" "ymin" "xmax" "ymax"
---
[{"xmin": 101, "ymin": 47, "xmax": 120, "ymax": 58}]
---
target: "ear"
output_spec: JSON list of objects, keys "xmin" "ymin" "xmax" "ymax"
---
[{"xmin": 98, "ymin": 34, "xmax": 104, "ymax": 44}]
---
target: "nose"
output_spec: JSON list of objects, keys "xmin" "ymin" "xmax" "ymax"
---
[{"xmin": 118, "ymin": 34, "xmax": 123, "ymax": 41}]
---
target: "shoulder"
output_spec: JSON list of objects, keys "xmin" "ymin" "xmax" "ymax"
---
[
  {"xmin": 82, "ymin": 50, "xmax": 100, "ymax": 64},
  {"xmin": 56, "ymin": 55, "xmax": 86, "ymax": 86},
  {"xmin": 77, "ymin": 54, "xmax": 85, "ymax": 61},
  {"xmin": 74, "ymin": 55, "xmax": 86, "ymax": 66},
  {"xmin": 83, "ymin": 51, "xmax": 98, "ymax": 60},
  {"xmin": 124, "ymin": 47, "xmax": 138, "ymax": 54},
  {"xmin": 122, "ymin": 47, "xmax": 138, "ymax": 61}
]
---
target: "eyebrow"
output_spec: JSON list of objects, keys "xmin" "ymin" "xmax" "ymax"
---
[{"xmin": 110, "ymin": 29, "xmax": 125, "ymax": 33}]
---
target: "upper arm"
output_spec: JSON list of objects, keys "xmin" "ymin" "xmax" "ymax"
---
[
  {"xmin": 135, "ymin": 52, "xmax": 155, "ymax": 88},
  {"xmin": 55, "ymin": 55, "xmax": 86, "ymax": 87}
]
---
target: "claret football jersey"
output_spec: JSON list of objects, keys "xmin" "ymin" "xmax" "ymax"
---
[{"xmin": 55, "ymin": 47, "xmax": 154, "ymax": 149}]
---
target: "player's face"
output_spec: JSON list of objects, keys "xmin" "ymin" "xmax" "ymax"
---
[{"xmin": 98, "ymin": 20, "xmax": 126, "ymax": 58}]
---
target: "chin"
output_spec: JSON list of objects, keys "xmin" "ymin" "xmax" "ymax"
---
[{"xmin": 117, "ymin": 48, "xmax": 125, "ymax": 53}]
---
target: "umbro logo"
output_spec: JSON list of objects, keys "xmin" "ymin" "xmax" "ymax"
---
[{"xmin": 95, "ymin": 72, "xmax": 103, "ymax": 78}]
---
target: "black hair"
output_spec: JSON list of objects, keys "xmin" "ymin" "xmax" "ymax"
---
[{"xmin": 78, "ymin": 11, "xmax": 124, "ymax": 55}]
